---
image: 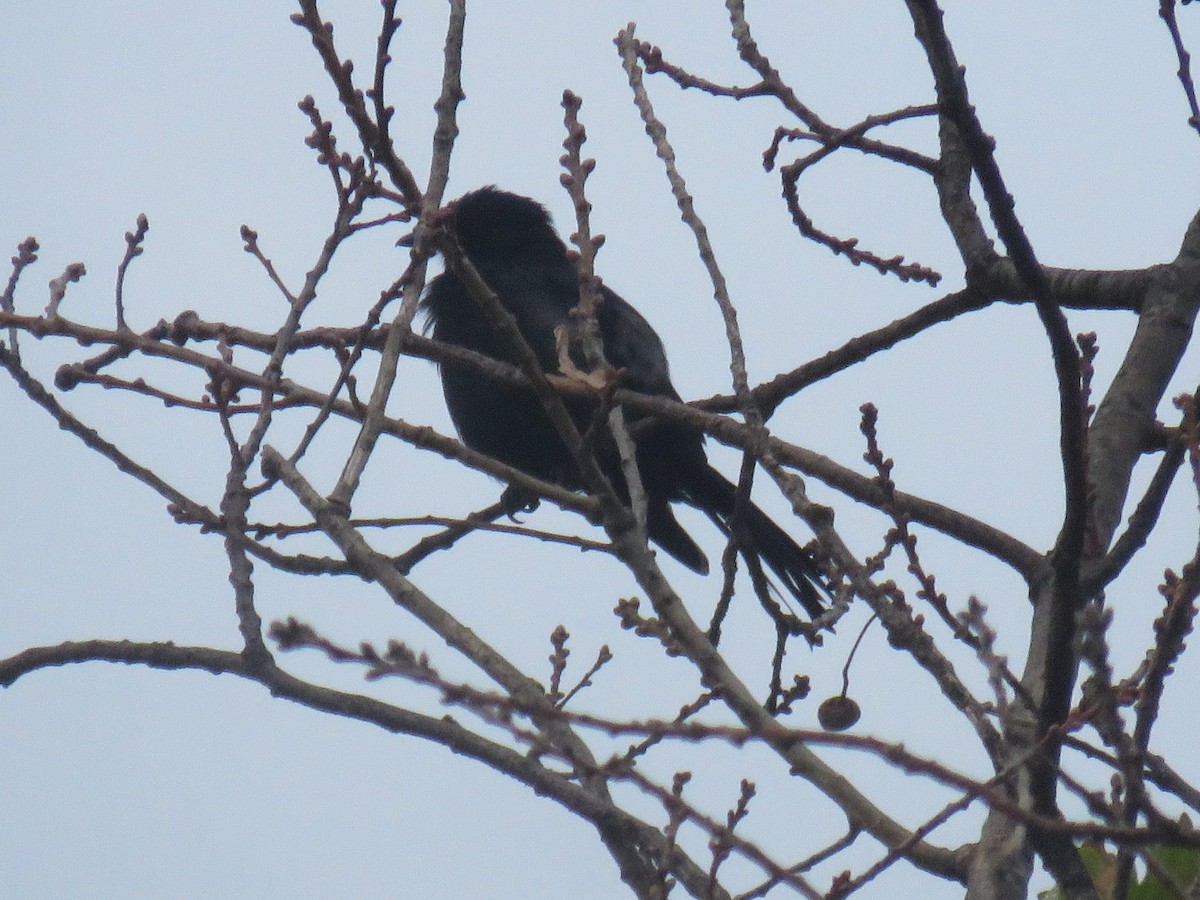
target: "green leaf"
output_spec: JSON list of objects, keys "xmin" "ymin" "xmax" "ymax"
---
[{"xmin": 1132, "ymin": 844, "xmax": 1200, "ymax": 899}]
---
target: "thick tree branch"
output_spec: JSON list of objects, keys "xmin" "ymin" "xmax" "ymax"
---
[{"xmin": 0, "ymin": 639, "xmax": 721, "ymax": 899}]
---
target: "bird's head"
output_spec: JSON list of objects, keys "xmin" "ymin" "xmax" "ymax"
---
[{"xmin": 446, "ymin": 186, "xmax": 565, "ymax": 262}]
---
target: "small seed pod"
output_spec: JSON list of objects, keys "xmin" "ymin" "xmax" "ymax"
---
[{"xmin": 817, "ymin": 695, "xmax": 861, "ymax": 732}]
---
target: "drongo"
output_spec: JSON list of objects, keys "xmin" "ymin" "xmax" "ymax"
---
[{"xmin": 420, "ymin": 187, "xmax": 826, "ymax": 617}]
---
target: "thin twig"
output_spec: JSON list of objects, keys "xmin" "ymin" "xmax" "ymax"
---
[{"xmin": 114, "ymin": 213, "xmax": 149, "ymax": 330}]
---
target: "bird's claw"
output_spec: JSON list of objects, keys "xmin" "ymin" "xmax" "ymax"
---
[{"xmin": 501, "ymin": 485, "xmax": 540, "ymax": 521}]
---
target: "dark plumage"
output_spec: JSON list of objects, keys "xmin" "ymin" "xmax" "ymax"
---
[{"xmin": 421, "ymin": 187, "xmax": 826, "ymax": 618}]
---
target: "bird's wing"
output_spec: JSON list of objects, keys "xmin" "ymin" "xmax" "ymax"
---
[{"xmin": 596, "ymin": 285, "xmax": 678, "ymax": 399}]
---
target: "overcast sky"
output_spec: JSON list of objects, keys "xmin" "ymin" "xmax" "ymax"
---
[{"xmin": 3, "ymin": 3, "xmax": 1199, "ymax": 898}]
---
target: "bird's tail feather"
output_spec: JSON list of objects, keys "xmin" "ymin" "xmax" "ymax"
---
[
  {"xmin": 680, "ymin": 464, "xmax": 827, "ymax": 619},
  {"xmin": 645, "ymin": 498, "xmax": 709, "ymax": 575}
]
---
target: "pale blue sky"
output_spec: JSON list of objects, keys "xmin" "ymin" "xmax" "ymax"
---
[{"xmin": 3, "ymin": 4, "xmax": 1198, "ymax": 898}]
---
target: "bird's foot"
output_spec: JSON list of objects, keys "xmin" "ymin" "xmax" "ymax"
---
[{"xmin": 500, "ymin": 484, "xmax": 541, "ymax": 521}]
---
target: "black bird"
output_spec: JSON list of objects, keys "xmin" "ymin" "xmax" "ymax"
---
[{"xmin": 421, "ymin": 187, "xmax": 826, "ymax": 618}]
